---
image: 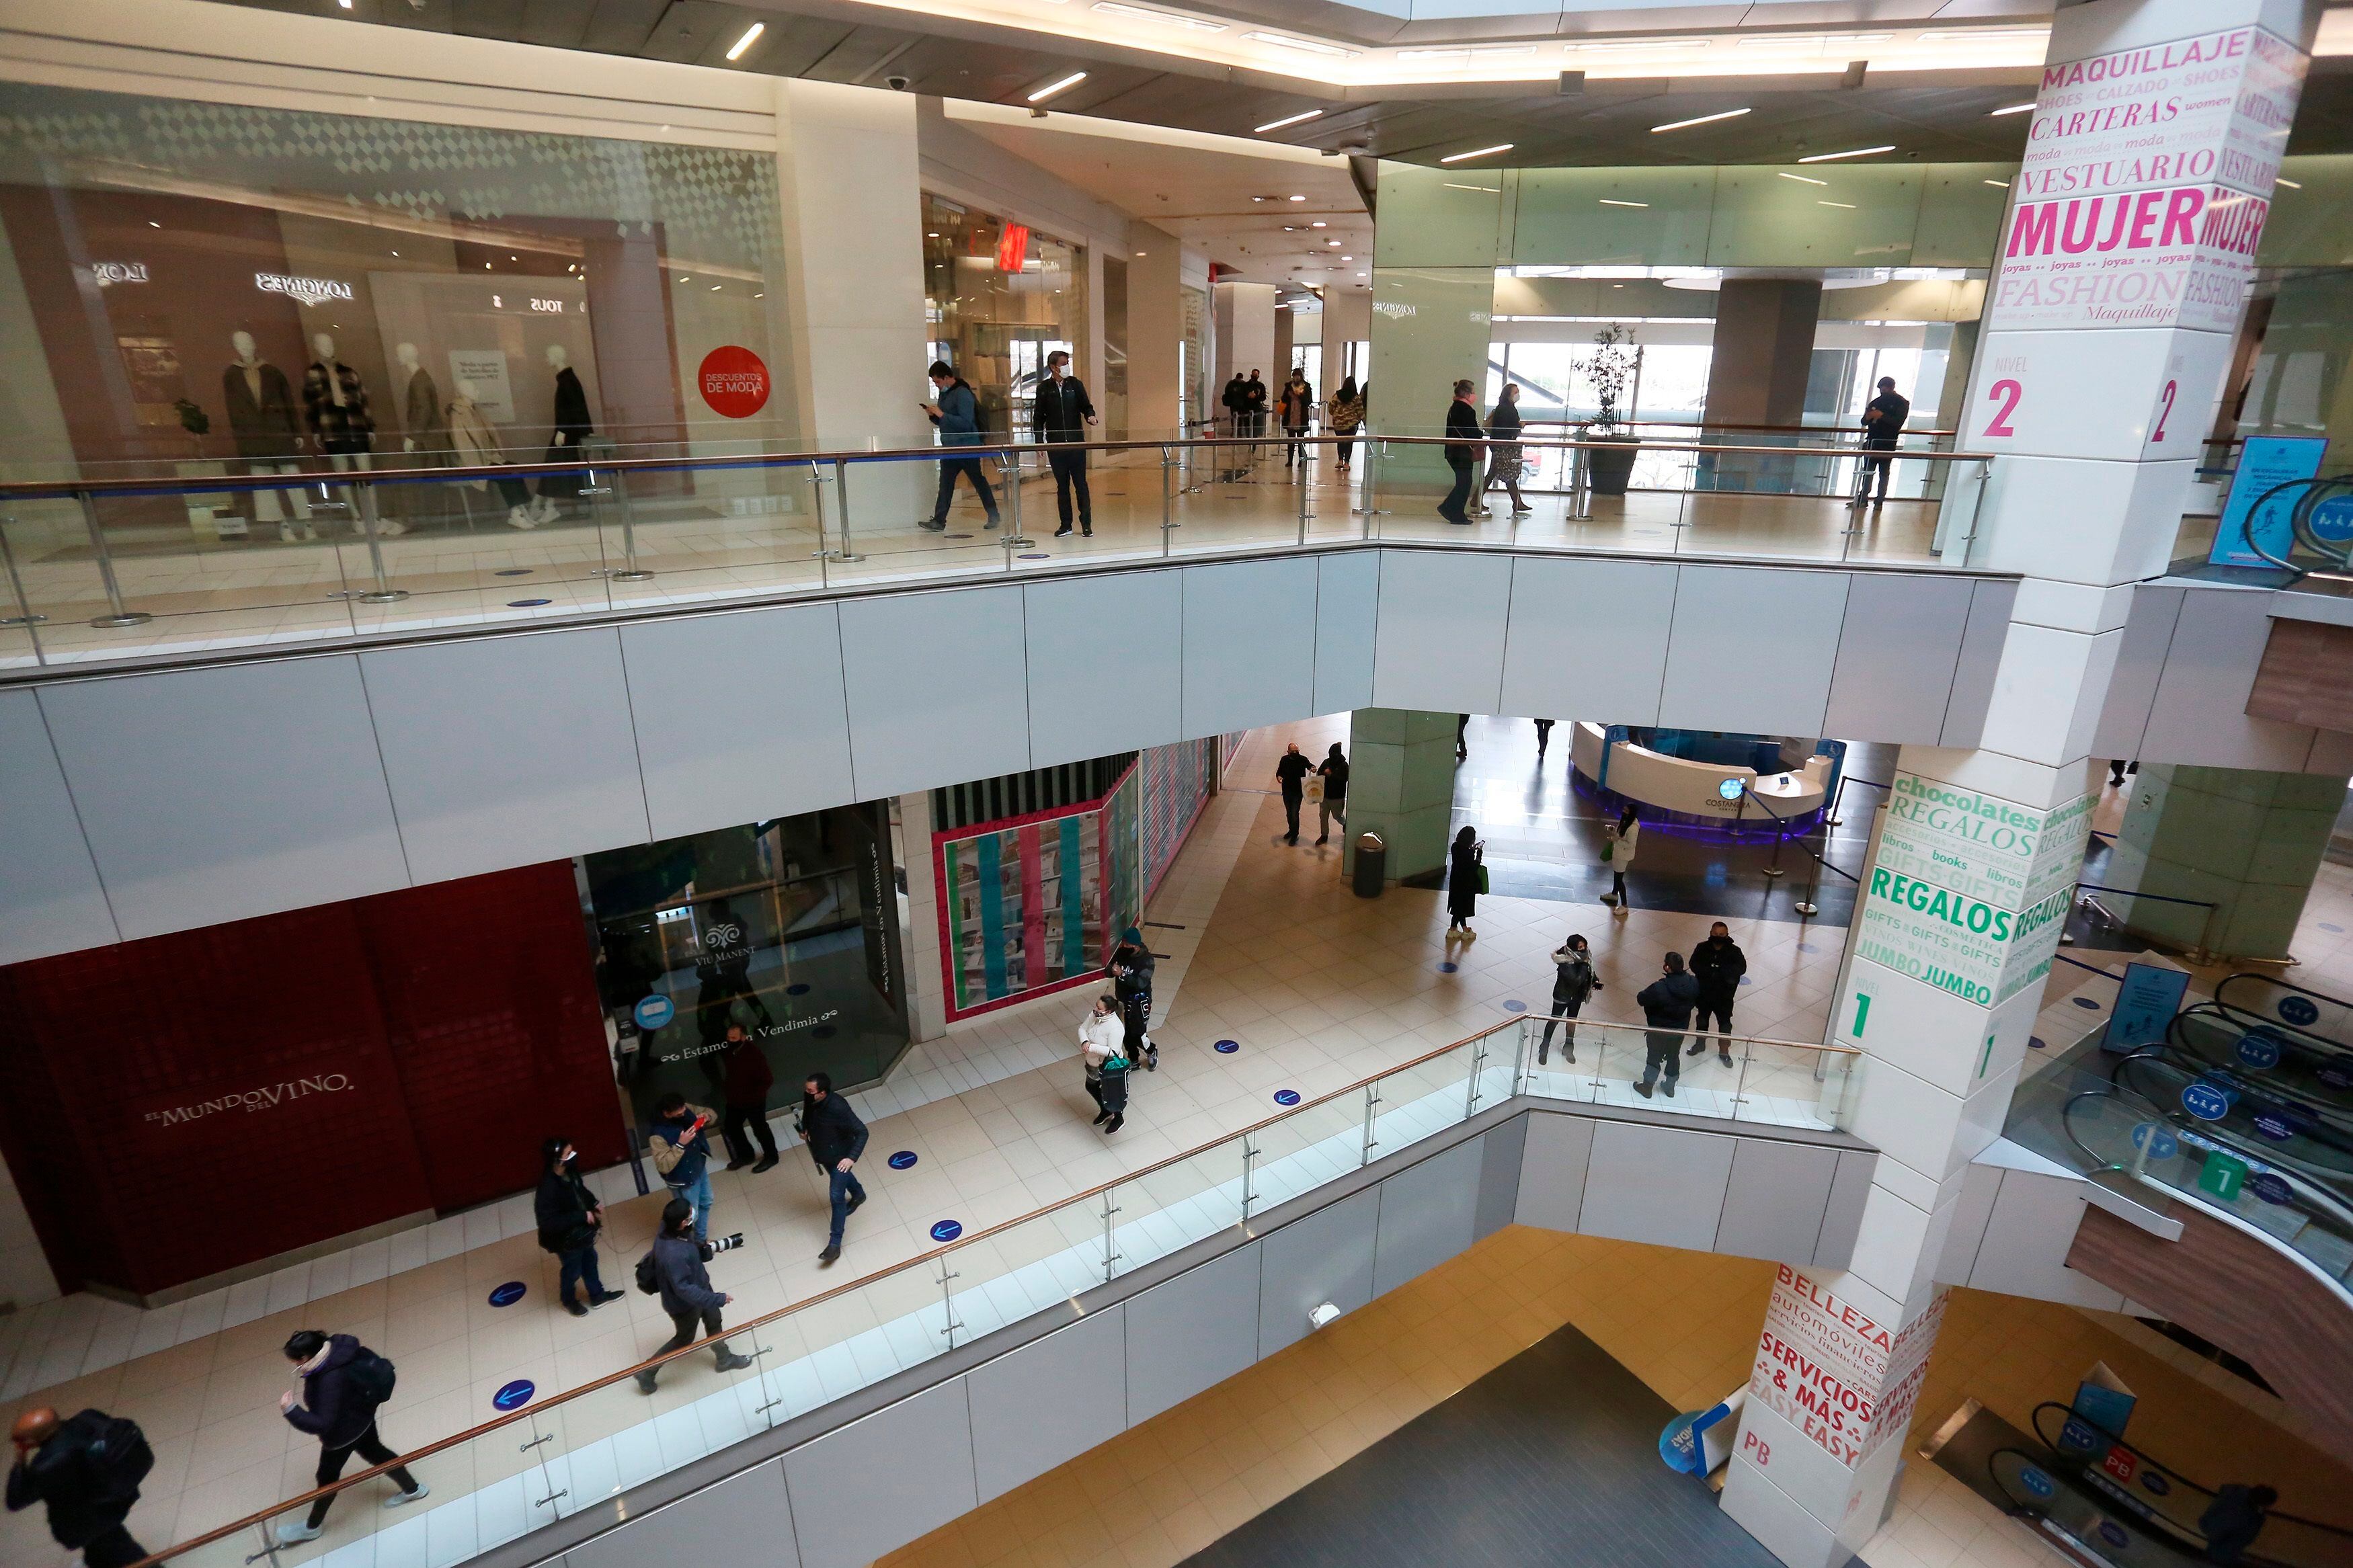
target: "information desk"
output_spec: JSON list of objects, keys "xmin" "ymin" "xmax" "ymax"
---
[{"xmin": 1569, "ymin": 722, "xmax": 1830, "ymax": 827}]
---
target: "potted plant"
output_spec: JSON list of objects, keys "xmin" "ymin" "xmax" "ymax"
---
[{"xmin": 1575, "ymin": 323, "xmax": 1641, "ymax": 497}]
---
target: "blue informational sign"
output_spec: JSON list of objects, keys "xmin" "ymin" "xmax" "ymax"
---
[
  {"xmin": 2208, "ymin": 435, "xmax": 2328, "ymax": 567},
  {"xmin": 2252, "ymin": 1112, "xmax": 2296, "ymax": 1142},
  {"xmin": 1215, "ymin": 1039, "xmax": 1240, "ymax": 1054},
  {"xmin": 2130, "ymin": 1123, "xmax": 2180, "ymax": 1161},
  {"xmin": 2235, "ymin": 1030, "xmax": 2284, "ymax": 1070},
  {"xmin": 2278, "ymin": 995, "xmax": 2321, "ymax": 1028},
  {"xmin": 929, "ymin": 1220, "xmax": 963, "ymax": 1243},
  {"xmin": 2311, "ymin": 492, "xmax": 2353, "ymax": 547},
  {"xmin": 2020, "ymin": 1466, "xmax": 2057, "ymax": 1499},
  {"xmin": 2181, "ymin": 1081, "xmax": 2233, "ymax": 1121},
  {"xmin": 633, "ymin": 993, "xmax": 676, "ymax": 1030},
  {"xmin": 2249, "ymin": 1172, "xmax": 2295, "ymax": 1206},
  {"xmin": 2102, "ymin": 964, "xmax": 2191, "ymax": 1055},
  {"xmin": 2320, "ymin": 1064, "xmax": 2353, "ymax": 1090},
  {"xmin": 2098, "ymin": 1522, "xmax": 2131, "ymax": 1550},
  {"xmin": 487, "ymin": 1281, "xmax": 526, "ymax": 1308},
  {"xmin": 2143, "ymin": 1471, "xmax": 2171, "ymax": 1497},
  {"xmin": 493, "ymin": 1379, "xmax": 536, "ymax": 1411},
  {"xmin": 1273, "ymin": 1089, "xmax": 1302, "ymax": 1106},
  {"xmin": 1660, "ymin": 1412, "xmax": 1706, "ymax": 1474},
  {"xmin": 2058, "ymin": 1416, "xmax": 2105, "ymax": 1454},
  {"xmin": 887, "ymin": 1151, "xmax": 917, "ymax": 1170}
]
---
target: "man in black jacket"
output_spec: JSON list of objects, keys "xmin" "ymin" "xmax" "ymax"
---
[
  {"xmin": 1440, "ymin": 379, "xmax": 1482, "ymax": 524},
  {"xmin": 535, "ymin": 1135, "xmax": 623, "ymax": 1317},
  {"xmin": 8, "ymin": 1408, "xmax": 146, "ymax": 1568},
  {"xmin": 1853, "ymin": 376, "xmax": 1910, "ymax": 507},
  {"xmin": 802, "ymin": 1072, "xmax": 869, "ymax": 1265},
  {"xmin": 1687, "ymin": 921, "xmax": 1747, "ymax": 1067},
  {"xmin": 1034, "ymin": 349, "xmax": 1099, "ymax": 537},
  {"xmin": 276, "ymin": 1330, "xmax": 428, "ymax": 1542},
  {"xmin": 1242, "ymin": 370, "xmax": 1269, "ymax": 440},
  {"xmin": 635, "ymin": 1198, "xmax": 754, "ymax": 1393},
  {"xmin": 1635, "ymin": 952, "xmax": 1699, "ymax": 1100}
]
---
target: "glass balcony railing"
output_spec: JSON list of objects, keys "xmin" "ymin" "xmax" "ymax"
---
[
  {"xmin": 133, "ymin": 1014, "xmax": 1860, "ymax": 1568},
  {"xmin": 0, "ymin": 431, "xmax": 1997, "ymax": 674}
]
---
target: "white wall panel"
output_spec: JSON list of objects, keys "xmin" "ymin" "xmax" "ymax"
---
[
  {"xmin": 0, "ymin": 690, "xmax": 115, "ymax": 962},
  {"xmin": 1123, "ymin": 1242, "xmax": 1259, "ymax": 1423},
  {"xmin": 1257, "ymin": 1188, "xmax": 1378, "ymax": 1359},
  {"xmin": 1823, "ymin": 575, "xmax": 1971, "ymax": 744},
  {"xmin": 1181, "ymin": 557, "xmax": 1319, "ymax": 737},
  {"xmin": 1578, "ymin": 1122, "xmax": 1736, "ymax": 1252},
  {"xmin": 1312, "ymin": 552, "xmax": 1378, "ymax": 716},
  {"xmin": 1497, "ymin": 556, "xmax": 1676, "ymax": 727},
  {"xmin": 1370, "ymin": 550, "xmax": 1510, "ymax": 714},
  {"xmin": 1714, "ymin": 1140, "xmax": 1839, "ymax": 1264},
  {"xmin": 2089, "ymin": 585, "xmax": 2181, "ymax": 760},
  {"xmin": 2135, "ymin": 585, "xmax": 2315, "ymax": 770},
  {"xmin": 1659, "ymin": 567, "xmax": 1849, "ymax": 735},
  {"xmin": 1941, "ymin": 579, "xmax": 2019, "ymax": 748},
  {"xmin": 565, "ymin": 1460, "xmax": 799, "ymax": 1568},
  {"xmin": 1968, "ymin": 1169, "xmax": 2124, "ymax": 1309},
  {"xmin": 1025, "ymin": 571, "xmax": 1182, "ymax": 766},
  {"xmin": 967, "ymin": 1307, "xmax": 1127, "ymax": 1502},
  {"xmin": 838, "ymin": 585, "xmax": 1031, "ymax": 796},
  {"xmin": 362, "ymin": 629, "xmax": 651, "ymax": 883},
  {"xmin": 38, "ymin": 657, "xmax": 408, "ymax": 938},
  {"xmin": 621, "ymin": 604, "xmax": 854, "ymax": 841},
  {"xmin": 1514, "ymin": 1113, "xmax": 1595, "ymax": 1233},
  {"xmin": 1371, "ymin": 1137, "xmax": 1481, "ymax": 1297},
  {"xmin": 781, "ymin": 1380, "xmax": 977, "ymax": 1568}
]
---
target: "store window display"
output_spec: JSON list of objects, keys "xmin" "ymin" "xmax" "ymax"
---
[
  {"xmin": 222, "ymin": 329, "xmax": 314, "ymax": 540},
  {"xmin": 920, "ymin": 193, "xmax": 1086, "ymax": 442}
]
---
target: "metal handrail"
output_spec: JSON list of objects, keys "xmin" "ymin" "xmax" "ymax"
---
[{"xmin": 127, "ymin": 1005, "xmax": 1846, "ymax": 1565}]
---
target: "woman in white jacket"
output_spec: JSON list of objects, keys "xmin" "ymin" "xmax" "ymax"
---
[
  {"xmin": 1078, "ymin": 993, "xmax": 1130, "ymax": 1132},
  {"xmin": 1604, "ymin": 804, "xmax": 1640, "ymax": 914}
]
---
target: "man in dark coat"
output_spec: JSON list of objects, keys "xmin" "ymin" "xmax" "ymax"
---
[
  {"xmin": 1687, "ymin": 921, "xmax": 1747, "ymax": 1067},
  {"xmin": 635, "ymin": 1198, "xmax": 752, "ymax": 1393},
  {"xmin": 1636, "ymin": 952, "xmax": 1699, "ymax": 1100},
  {"xmin": 7, "ymin": 1408, "xmax": 147, "ymax": 1568},
  {"xmin": 802, "ymin": 1072, "xmax": 869, "ymax": 1265},
  {"xmin": 1033, "ymin": 348, "xmax": 1099, "ymax": 536},
  {"xmin": 720, "ymin": 1024, "xmax": 780, "ymax": 1172},
  {"xmin": 535, "ymin": 1134, "xmax": 623, "ymax": 1316},
  {"xmin": 275, "ymin": 1331, "xmax": 428, "ymax": 1542}
]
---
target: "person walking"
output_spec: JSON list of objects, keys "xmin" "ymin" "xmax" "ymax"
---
[
  {"xmin": 1439, "ymin": 379, "xmax": 1481, "ymax": 525},
  {"xmin": 1219, "ymin": 372, "xmax": 1251, "ymax": 481},
  {"xmin": 1635, "ymin": 952, "xmax": 1699, "ymax": 1100},
  {"xmin": 1275, "ymin": 741, "xmax": 1315, "ymax": 844},
  {"xmin": 535, "ymin": 1135, "xmax": 623, "ymax": 1318},
  {"xmin": 2199, "ymin": 1483, "xmax": 2278, "ymax": 1565},
  {"xmin": 921, "ymin": 360, "xmax": 1001, "ymax": 530},
  {"xmin": 1314, "ymin": 743, "xmax": 1349, "ymax": 845},
  {"xmin": 1447, "ymin": 825, "xmax": 1484, "ymax": 935},
  {"xmin": 1109, "ymin": 926, "xmax": 1158, "ymax": 1071},
  {"xmin": 1853, "ymin": 375, "xmax": 1909, "ymax": 507},
  {"xmin": 1538, "ymin": 934, "xmax": 1598, "ymax": 1066},
  {"xmin": 1603, "ymin": 804, "xmax": 1640, "ymax": 913},
  {"xmin": 1481, "ymin": 382, "xmax": 1531, "ymax": 515},
  {"xmin": 274, "ymin": 1330, "xmax": 429, "ymax": 1542},
  {"xmin": 1688, "ymin": 921, "xmax": 1747, "ymax": 1066},
  {"xmin": 1078, "ymin": 992, "xmax": 1125, "ymax": 1124},
  {"xmin": 648, "ymin": 1093, "xmax": 718, "ymax": 1243},
  {"xmin": 1533, "ymin": 718, "xmax": 1554, "ymax": 760},
  {"xmin": 719, "ymin": 1024, "xmax": 780, "ymax": 1173},
  {"xmin": 1456, "ymin": 712, "xmax": 1470, "ymax": 761},
  {"xmin": 1328, "ymin": 376, "xmax": 1364, "ymax": 471},
  {"xmin": 1278, "ymin": 368, "xmax": 1315, "ymax": 470},
  {"xmin": 801, "ymin": 1072, "xmax": 868, "ymax": 1266},
  {"xmin": 7, "ymin": 1408, "xmax": 150, "ymax": 1568},
  {"xmin": 1242, "ymin": 370, "xmax": 1269, "ymax": 442},
  {"xmin": 633, "ymin": 1198, "xmax": 753, "ymax": 1393},
  {"xmin": 1034, "ymin": 348, "xmax": 1098, "ymax": 537}
]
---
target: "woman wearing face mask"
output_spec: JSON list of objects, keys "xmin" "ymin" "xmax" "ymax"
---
[
  {"xmin": 535, "ymin": 1135, "xmax": 622, "ymax": 1317},
  {"xmin": 1538, "ymin": 934, "xmax": 1599, "ymax": 1066},
  {"xmin": 1078, "ymin": 992, "xmax": 1127, "ymax": 1129}
]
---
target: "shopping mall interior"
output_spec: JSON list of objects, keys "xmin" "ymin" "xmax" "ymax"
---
[{"xmin": 4, "ymin": 1, "xmax": 2353, "ymax": 1567}]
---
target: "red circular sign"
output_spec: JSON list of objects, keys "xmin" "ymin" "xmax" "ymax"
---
[{"xmin": 699, "ymin": 345, "xmax": 770, "ymax": 419}]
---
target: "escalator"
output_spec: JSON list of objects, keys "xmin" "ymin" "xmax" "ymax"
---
[
  {"xmin": 2170, "ymin": 1001, "xmax": 2353, "ymax": 1137},
  {"xmin": 2216, "ymin": 971, "xmax": 2353, "ymax": 1052},
  {"xmin": 2110, "ymin": 1046, "xmax": 2353, "ymax": 1203}
]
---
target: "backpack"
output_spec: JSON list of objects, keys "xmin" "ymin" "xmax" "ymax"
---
[
  {"xmin": 345, "ymin": 1347, "xmax": 397, "ymax": 1409},
  {"xmin": 63, "ymin": 1410, "xmax": 152, "ymax": 1508},
  {"xmin": 635, "ymin": 1249, "xmax": 661, "ymax": 1294}
]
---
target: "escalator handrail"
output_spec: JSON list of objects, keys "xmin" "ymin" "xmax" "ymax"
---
[
  {"xmin": 1987, "ymin": 1442, "xmax": 2308, "ymax": 1568},
  {"xmin": 2215, "ymin": 971, "xmax": 2353, "ymax": 1024},
  {"xmin": 2173, "ymin": 999, "xmax": 2350, "ymax": 1069},
  {"xmin": 2110, "ymin": 1046, "xmax": 2353, "ymax": 1169},
  {"xmin": 2028, "ymin": 1403, "xmax": 2353, "ymax": 1542}
]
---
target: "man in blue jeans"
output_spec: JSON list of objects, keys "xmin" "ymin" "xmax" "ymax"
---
[
  {"xmin": 801, "ymin": 1071, "xmax": 869, "ymax": 1266},
  {"xmin": 648, "ymin": 1094, "xmax": 717, "ymax": 1243}
]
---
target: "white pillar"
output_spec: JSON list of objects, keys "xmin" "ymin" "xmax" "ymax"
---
[
  {"xmin": 1211, "ymin": 281, "xmax": 1276, "ymax": 393},
  {"xmin": 1722, "ymin": 5, "xmax": 2318, "ymax": 1565}
]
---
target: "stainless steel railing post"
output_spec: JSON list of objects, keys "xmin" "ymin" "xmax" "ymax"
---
[
  {"xmin": 77, "ymin": 489, "xmax": 152, "ymax": 628},
  {"xmin": 1002, "ymin": 447, "xmax": 1034, "ymax": 548},
  {"xmin": 353, "ymin": 481, "xmax": 409, "ymax": 604},
  {"xmin": 826, "ymin": 457, "xmax": 865, "ymax": 563},
  {"xmin": 601, "ymin": 461, "xmax": 652, "ymax": 583},
  {"xmin": 1161, "ymin": 445, "xmax": 1178, "ymax": 556},
  {"xmin": 0, "ymin": 515, "xmax": 47, "ymax": 632}
]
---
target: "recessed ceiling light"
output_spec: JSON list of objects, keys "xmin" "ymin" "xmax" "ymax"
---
[
  {"xmin": 1289, "ymin": 194, "xmax": 1307, "ymax": 201},
  {"xmin": 1798, "ymin": 145, "xmax": 1895, "ymax": 163},
  {"xmin": 1598, "ymin": 198, "xmax": 1648, "ymax": 208},
  {"xmin": 2275, "ymin": 177, "xmax": 2303, "ymax": 189},
  {"xmin": 1652, "ymin": 108, "xmax": 1750, "ymax": 134},
  {"xmin": 1990, "ymin": 101, "xmax": 2034, "ymax": 116},
  {"xmin": 1341, "ymin": 254, "xmax": 1353, "ymax": 260},
  {"xmin": 1777, "ymin": 172, "xmax": 1827, "ymax": 186},
  {"xmin": 1357, "ymin": 272, "xmax": 1367, "ymax": 278},
  {"xmin": 1327, "ymin": 239, "xmax": 1341, "ymax": 245},
  {"xmin": 1310, "ymin": 220, "xmax": 1328, "ymax": 228},
  {"xmin": 1245, "ymin": 32, "xmax": 1357, "ymax": 58},
  {"xmin": 1092, "ymin": 1, "xmax": 1224, "ymax": 31},
  {"xmin": 1134, "ymin": 250, "xmax": 1147, "ymax": 255},
  {"xmin": 1254, "ymin": 110, "xmax": 1325, "ymax": 134},
  {"xmin": 711, "ymin": 283, "xmax": 722, "ymax": 290},
  {"xmin": 1818, "ymin": 200, "xmax": 1856, "ymax": 209},
  {"xmin": 1439, "ymin": 144, "xmax": 1513, "ymax": 164},
  {"xmin": 1027, "ymin": 71, "xmax": 1088, "ymax": 102},
  {"xmin": 148, "ymin": 220, "xmax": 160, "ymax": 227},
  {"xmin": 725, "ymin": 22, "xmax": 763, "ymax": 60}
]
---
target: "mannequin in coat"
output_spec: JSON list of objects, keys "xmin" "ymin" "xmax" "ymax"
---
[{"xmin": 538, "ymin": 344, "xmax": 592, "ymax": 507}]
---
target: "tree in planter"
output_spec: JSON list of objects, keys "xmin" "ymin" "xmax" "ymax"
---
[{"xmin": 1573, "ymin": 323, "xmax": 1642, "ymax": 496}]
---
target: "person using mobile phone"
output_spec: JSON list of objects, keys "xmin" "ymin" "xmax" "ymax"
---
[{"xmin": 648, "ymin": 1092, "xmax": 719, "ymax": 1243}]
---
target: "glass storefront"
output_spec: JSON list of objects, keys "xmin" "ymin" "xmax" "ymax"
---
[
  {"xmin": 583, "ymin": 806, "xmax": 908, "ymax": 1128},
  {"xmin": 920, "ymin": 192, "xmax": 1085, "ymax": 442}
]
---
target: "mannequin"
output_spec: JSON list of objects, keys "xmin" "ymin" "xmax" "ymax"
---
[
  {"xmin": 222, "ymin": 330, "xmax": 313, "ymax": 543},
  {"xmin": 447, "ymin": 377, "xmax": 541, "ymax": 530},
  {"xmin": 538, "ymin": 343, "xmax": 592, "ymax": 513},
  {"xmin": 393, "ymin": 342, "xmax": 450, "ymax": 527},
  {"xmin": 303, "ymin": 333, "xmax": 401, "ymax": 537}
]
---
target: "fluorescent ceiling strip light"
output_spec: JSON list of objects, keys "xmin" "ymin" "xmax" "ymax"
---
[
  {"xmin": 1254, "ymin": 109, "xmax": 1324, "ymax": 133},
  {"xmin": 1652, "ymin": 107, "xmax": 1750, "ymax": 133},
  {"xmin": 1990, "ymin": 101, "xmax": 2034, "ymax": 115},
  {"xmin": 1566, "ymin": 39, "xmax": 1693, "ymax": 54},
  {"xmin": 725, "ymin": 22, "xmax": 763, "ymax": 59},
  {"xmin": 1398, "ymin": 44, "xmax": 1537, "ymax": 61},
  {"xmin": 1818, "ymin": 200, "xmax": 1856, "ymax": 209},
  {"xmin": 1798, "ymin": 145, "xmax": 1895, "ymax": 162},
  {"xmin": 1027, "ymin": 71, "xmax": 1088, "ymax": 102},
  {"xmin": 1984, "ymin": 179, "xmax": 2010, "ymax": 188},
  {"xmin": 1597, "ymin": 198, "xmax": 1648, "ymax": 208},
  {"xmin": 1092, "ymin": 1, "xmax": 1225, "ymax": 30},
  {"xmin": 1439, "ymin": 144, "xmax": 1514, "ymax": 163},
  {"xmin": 1777, "ymin": 172, "xmax": 1827, "ymax": 185},
  {"xmin": 2275, "ymin": 177, "xmax": 2303, "ymax": 188},
  {"xmin": 1245, "ymin": 32, "xmax": 1357, "ymax": 58},
  {"xmin": 1736, "ymin": 32, "xmax": 1890, "ymax": 49}
]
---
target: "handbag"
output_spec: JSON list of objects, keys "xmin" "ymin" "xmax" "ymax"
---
[
  {"xmin": 1305, "ymin": 775, "xmax": 1325, "ymax": 803},
  {"xmin": 1476, "ymin": 863, "xmax": 1490, "ymax": 894},
  {"xmin": 1601, "ymin": 835, "xmax": 1615, "ymax": 864}
]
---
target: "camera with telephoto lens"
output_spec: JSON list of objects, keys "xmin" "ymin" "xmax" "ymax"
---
[{"xmin": 705, "ymin": 1232, "xmax": 746, "ymax": 1255}]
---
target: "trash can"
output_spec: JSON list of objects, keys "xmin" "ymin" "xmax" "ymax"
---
[{"xmin": 1352, "ymin": 831, "xmax": 1386, "ymax": 898}]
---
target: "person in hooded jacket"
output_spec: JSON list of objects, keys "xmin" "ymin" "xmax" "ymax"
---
[
  {"xmin": 275, "ymin": 1330, "xmax": 428, "ymax": 1542},
  {"xmin": 1687, "ymin": 921, "xmax": 1747, "ymax": 1067},
  {"xmin": 535, "ymin": 1135, "xmax": 623, "ymax": 1317},
  {"xmin": 634, "ymin": 1198, "xmax": 753, "ymax": 1393},
  {"xmin": 1635, "ymin": 952, "xmax": 1699, "ymax": 1100},
  {"xmin": 922, "ymin": 360, "xmax": 1000, "ymax": 530},
  {"xmin": 1109, "ymin": 927, "xmax": 1158, "ymax": 1071},
  {"xmin": 1313, "ymin": 743, "xmax": 1349, "ymax": 845},
  {"xmin": 1538, "ymin": 934, "xmax": 1599, "ymax": 1065},
  {"xmin": 8, "ymin": 1407, "xmax": 147, "ymax": 1568}
]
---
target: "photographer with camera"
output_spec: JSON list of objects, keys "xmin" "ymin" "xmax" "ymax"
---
[
  {"xmin": 648, "ymin": 1092, "xmax": 719, "ymax": 1243},
  {"xmin": 634, "ymin": 1198, "xmax": 753, "ymax": 1394}
]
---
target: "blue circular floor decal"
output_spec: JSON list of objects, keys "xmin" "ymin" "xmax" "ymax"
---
[
  {"xmin": 1798, "ymin": 942, "xmax": 1819, "ymax": 953},
  {"xmin": 1503, "ymin": 999, "xmax": 1526, "ymax": 1013},
  {"xmin": 2278, "ymin": 995, "xmax": 2320, "ymax": 1027},
  {"xmin": 786, "ymin": 982, "xmax": 811, "ymax": 996},
  {"xmin": 2321, "ymin": 922, "xmax": 2346, "ymax": 934},
  {"xmin": 506, "ymin": 597, "xmax": 552, "ymax": 607},
  {"xmin": 944, "ymin": 532, "xmax": 974, "ymax": 539},
  {"xmin": 2073, "ymin": 996, "xmax": 2102, "ymax": 1009},
  {"xmin": 1437, "ymin": 962, "xmax": 1458, "ymax": 974},
  {"xmin": 1738, "ymin": 975, "xmax": 1752, "ymax": 985},
  {"xmin": 2029, "ymin": 1036, "xmax": 2049, "ymax": 1051},
  {"xmin": 493, "ymin": 1379, "xmax": 535, "ymax": 1411},
  {"xmin": 930, "ymin": 1220, "xmax": 963, "ymax": 1243},
  {"xmin": 1019, "ymin": 552, "xmax": 1051, "ymax": 559},
  {"xmin": 487, "ymin": 1281, "xmax": 526, "ymax": 1308},
  {"xmin": 1273, "ymin": 1089, "xmax": 1302, "ymax": 1106},
  {"xmin": 1215, "ymin": 1039, "xmax": 1240, "ymax": 1053},
  {"xmin": 888, "ymin": 1151, "xmax": 918, "ymax": 1170},
  {"xmin": 493, "ymin": 568, "xmax": 534, "ymax": 577}
]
